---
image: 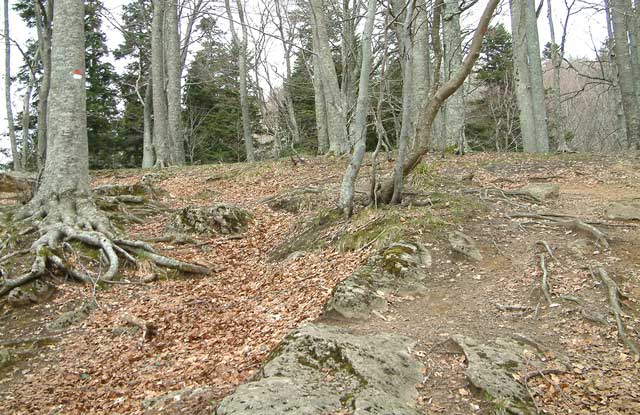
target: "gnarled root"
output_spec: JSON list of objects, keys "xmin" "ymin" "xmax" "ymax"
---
[{"xmin": 1, "ymin": 194, "xmax": 210, "ymax": 299}]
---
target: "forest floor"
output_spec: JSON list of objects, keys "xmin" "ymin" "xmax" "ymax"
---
[{"xmin": 1, "ymin": 152, "xmax": 639, "ymax": 414}]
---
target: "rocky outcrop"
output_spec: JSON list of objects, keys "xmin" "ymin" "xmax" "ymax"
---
[
  {"xmin": 517, "ymin": 183, "xmax": 560, "ymax": 201},
  {"xmin": 605, "ymin": 203, "xmax": 640, "ymax": 221},
  {"xmin": 451, "ymin": 335, "xmax": 566, "ymax": 415},
  {"xmin": 448, "ymin": 231, "xmax": 482, "ymax": 261},
  {"xmin": 215, "ymin": 324, "xmax": 424, "ymax": 415},
  {"xmin": 324, "ymin": 241, "xmax": 431, "ymax": 320},
  {"xmin": 167, "ymin": 204, "xmax": 251, "ymax": 235}
]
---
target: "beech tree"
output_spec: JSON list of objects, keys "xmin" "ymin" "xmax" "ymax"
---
[{"xmin": 1, "ymin": 0, "xmax": 207, "ymax": 299}]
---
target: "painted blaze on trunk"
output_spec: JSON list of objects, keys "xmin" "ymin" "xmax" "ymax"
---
[{"xmin": 38, "ymin": 0, "xmax": 90, "ymax": 199}]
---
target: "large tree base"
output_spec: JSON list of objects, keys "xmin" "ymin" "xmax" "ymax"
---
[{"xmin": 1, "ymin": 189, "xmax": 209, "ymax": 299}]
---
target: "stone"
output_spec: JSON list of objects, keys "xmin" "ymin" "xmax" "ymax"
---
[
  {"xmin": 518, "ymin": 183, "xmax": 560, "ymax": 201},
  {"xmin": 324, "ymin": 241, "xmax": 431, "ymax": 320},
  {"xmin": 168, "ymin": 204, "xmax": 251, "ymax": 235},
  {"xmin": 569, "ymin": 239, "xmax": 592, "ymax": 258},
  {"xmin": 604, "ymin": 203, "xmax": 640, "ymax": 221},
  {"xmin": 215, "ymin": 324, "xmax": 424, "ymax": 415},
  {"xmin": 266, "ymin": 187, "xmax": 324, "ymax": 214},
  {"xmin": 448, "ymin": 231, "xmax": 482, "ymax": 261},
  {"xmin": 47, "ymin": 301, "xmax": 97, "ymax": 331},
  {"xmin": 451, "ymin": 335, "xmax": 552, "ymax": 415}
]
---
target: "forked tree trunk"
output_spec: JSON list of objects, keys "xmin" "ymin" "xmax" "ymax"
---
[
  {"xmin": 309, "ymin": 0, "xmax": 348, "ymax": 154},
  {"xmin": 378, "ymin": 0, "xmax": 500, "ymax": 203},
  {"xmin": 338, "ymin": 0, "xmax": 377, "ymax": 216}
]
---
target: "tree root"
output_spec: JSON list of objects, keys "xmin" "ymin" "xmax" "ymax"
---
[
  {"xmin": 510, "ymin": 212, "xmax": 609, "ymax": 248},
  {"xmin": 594, "ymin": 267, "xmax": 640, "ymax": 357},
  {"xmin": 539, "ymin": 254, "xmax": 555, "ymax": 306},
  {"xmin": 1, "ymin": 194, "xmax": 210, "ymax": 299}
]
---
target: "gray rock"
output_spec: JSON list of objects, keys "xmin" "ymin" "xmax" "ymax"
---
[
  {"xmin": 451, "ymin": 335, "xmax": 557, "ymax": 415},
  {"xmin": 324, "ymin": 241, "xmax": 431, "ymax": 320},
  {"xmin": 168, "ymin": 204, "xmax": 251, "ymax": 235},
  {"xmin": 518, "ymin": 183, "xmax": 560, "ymax": 201},
  {"xmin": 215, "ymin": 324, "xmax": 424, "ymax": 415},
  {"xmin": 568, "ymin": 239, "xmax": 592, "ymax": 258},
  {"xmin": 47, "ymin": 301, "xmax": 96, "ymax": 331},
  {"xmin": 448, "ymin": 231, "xmax": 483, "ymax": 261},
  {"xmin": 604, "ymin": 203, "xmax": 640, "ymax": 221},
  {"xmin": 142, "ymin": 386, "xmax": 215, "ymax": 414}
]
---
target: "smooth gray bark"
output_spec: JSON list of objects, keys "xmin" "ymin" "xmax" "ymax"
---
[
  {"xmin": 442, "ymin": 0, "xmax": 466, "ymax": 152},
  {"xmin": 33, "ymin": 0, "xmax": 52, "ymax": 170},
  {"xmin": 225, "ymin": 0, "xmax": 255, "ymax": 162},
  {"xmin": 391, "ymin": 0, "xmax": 416, "ymax": 204},
  {"xmin": 142, "ymin": 77, "xmax": 154, "ymax": 168},
  {"xmin": 309, "ymin": 0, "xmax": 348, "ymax": 154},
  {"xmin": 274, "ymin": 0, "xmax": 301, "ymax": 146},
  {"xmin": 510, "ymin": 0, "xmax": 549, "ymax": 153},
  {"xmin": 546, "ymin": 0, "xmax": 568, "ymax": 151},
  {"xmin": 338, "ymin": 0, "xmax": 377, "ymax": 216},
  {"xmin": 611, "ymin": 0, "xmax": 640, "ymax": 148},
  {"xmin": 604, "ymin": 0, "xmax": 628, "ymax": 147},
  {"xmin": 38, "ymin": 0, "xmax": 89, "ymax": 197},
  {"xmin": 151, "ymin": 0, "xmax": 171, "ymax": 166},
  {"xmin": 410, "ymin": 0, "xmax": 431, "ymax": 142},
  {"xmin": 4, "ymin": 0, "xmax": 20, "ymax": 170},
  {"xmin": 312, "ymin": 46, "xmax": 330, "ymax": 154},
  {"xmin": 165, "ymin": 0, "xmax": 185, "ymax": 165}
]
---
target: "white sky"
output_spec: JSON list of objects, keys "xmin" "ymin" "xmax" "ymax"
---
[{"xmin": 0, "ymin": 0, "xmax": 609, "ymax": 164}]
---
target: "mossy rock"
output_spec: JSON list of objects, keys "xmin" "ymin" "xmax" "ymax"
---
[
  {"xmin": 325, "ymin": 240, "xmax": 431, "ymax": 320},
  {"xmin": 215, "ymin": 324, "xmax": 423, "ymax": 415},
  {"xmin": 269, "ymin": 208, "xmax": 343, "ymax": 260},
  {"xmin": 266, "ymin": 187, "xmax": 326, "ymax": 214},
  {"xmin": 167, "ymin": 204, "xmax": 252, "ymax": 235},
  {"xmin": 47, "ymin": 301, "xmax": 97, "ymax": 331}
]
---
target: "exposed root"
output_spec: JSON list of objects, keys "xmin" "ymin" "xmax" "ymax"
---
[
  {"xmin": 539, "ymin": 254, "xmax": 555, "ymax": 306},
  {"xmin": 510, "ymin": 212, "xmax": 609, "ymax": 249},
  {"xmin": 535, "ymin": 240, "xmax": 557, "ymax": 261},
  {"xmin": 1, "ymin": 193, "xmax": 210, "ymax": 300},
  {"xmin": 594, "ymin": 267, "xmax": 640, "ymax": 357}
]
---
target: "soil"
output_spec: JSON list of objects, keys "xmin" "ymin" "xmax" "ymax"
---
[{"xmin": 1, "ymin": 152, "xmax": 639, "ymax": 414}]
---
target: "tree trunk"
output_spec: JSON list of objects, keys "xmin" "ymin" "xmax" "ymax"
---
[
  {"xmin": 378, "ymin": 0, "xmax": 500, "ymax": 203},
  {"xmin": 309, "ymin": 0, "xmax": 348, "ymax": 154},
  {"xmin": 443, "ymin": 0, "xmax": 466, "ymax": 152},
  {"xmin": 410, "ymin": 0, "xmax": 431, "ymax": 143},
  {"xmin": 391, "ymin": 0, "xmax": 416, "ymax": 203},
  {"xmin": 4, "ymin": 0, "xmax": 20, "ymax": 170},
  {"xmin": 547, "ymin": 0, "xmax": 569, "ymax": 152},
  {"xmin": 33, "ymin": 0, "xmax": 52, "ymax": 170},
  {"xmin": 311, "ymin": 32, "xmax": 330, "ymax": 154},
  {"xmin": 142, "ymin": 77, "xmax": 155, "ymax": 168},
  {"xmin": 611, "ymin": 0, "xmax": 640, "ymax": 148},
  {"xmin": 151, "ymin": 0, "xmax": 170, "ymax": 166},
  {"xmin": 165, "ymin": 0, "xmax": 185, "ymax": 165},
  {"xmin": 36, "ymin": 0, "xmax": 89, "ymax": 198},
  {"xmin": 225, "ymin": 0, "xmax": 255, "ymax": 162},
  {"xmin": 338, "ymin": 0, "xmax": 377, "ymax": 216},
  {"xmin": 510, "ymin": 0, "xmax": 549, "ymax": 153},
  {"xmin": 604, "ymin": 0, "xmax": 628, "ymax": 148}
]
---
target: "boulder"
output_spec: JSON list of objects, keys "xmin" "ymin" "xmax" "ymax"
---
[
  {"xmin": 604, "ymin": 203, "xmax": 640, "ymax": 221},
  {"xmin": 517, "ymin": 183, "xmax": 560, "ymax": 201},
  {"xmin": 448, "ymin": 231, "xmax": 482, "ymax": 261},
  {"xmin": 168, "ymin": 204, "xmax": 251, "ymax": 235},
  {"xmin": 324, "ymin": 241, "xmax": 431, "ymax": 320},
  {"xmin": 215, "ymin": 324, "xmax": 424, "ymax": 415},
  {"xmin": 451, "ymin": 335, "xmax": 564, "ymax": 415},
  {"xmin": 265, "ymin": 187, "xmax": 325, "ymax": 214}
]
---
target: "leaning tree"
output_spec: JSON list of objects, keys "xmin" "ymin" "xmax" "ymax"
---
[{"xmin": 1, "ymin": 0, "xmax": 207, "ymax": 297}]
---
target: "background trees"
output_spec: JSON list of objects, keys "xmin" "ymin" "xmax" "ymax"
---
[{"xmin": 0, "ymin": 0, "xmax": 636, "ymax": 173}]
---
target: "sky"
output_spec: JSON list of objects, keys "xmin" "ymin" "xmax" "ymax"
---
[{"xmin": 0, "ymin": 0, "xmax": 610, "ymax": 165}]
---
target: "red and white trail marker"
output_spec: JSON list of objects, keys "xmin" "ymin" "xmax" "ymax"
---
[{"xmin": 73, "ymin": 69, "xmax": 83, "ymax": 80}]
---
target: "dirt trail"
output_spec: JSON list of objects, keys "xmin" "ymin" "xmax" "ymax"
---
[{"xmin": 1, "ymin": 153, "xmax": 640, "ymax": 414}]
